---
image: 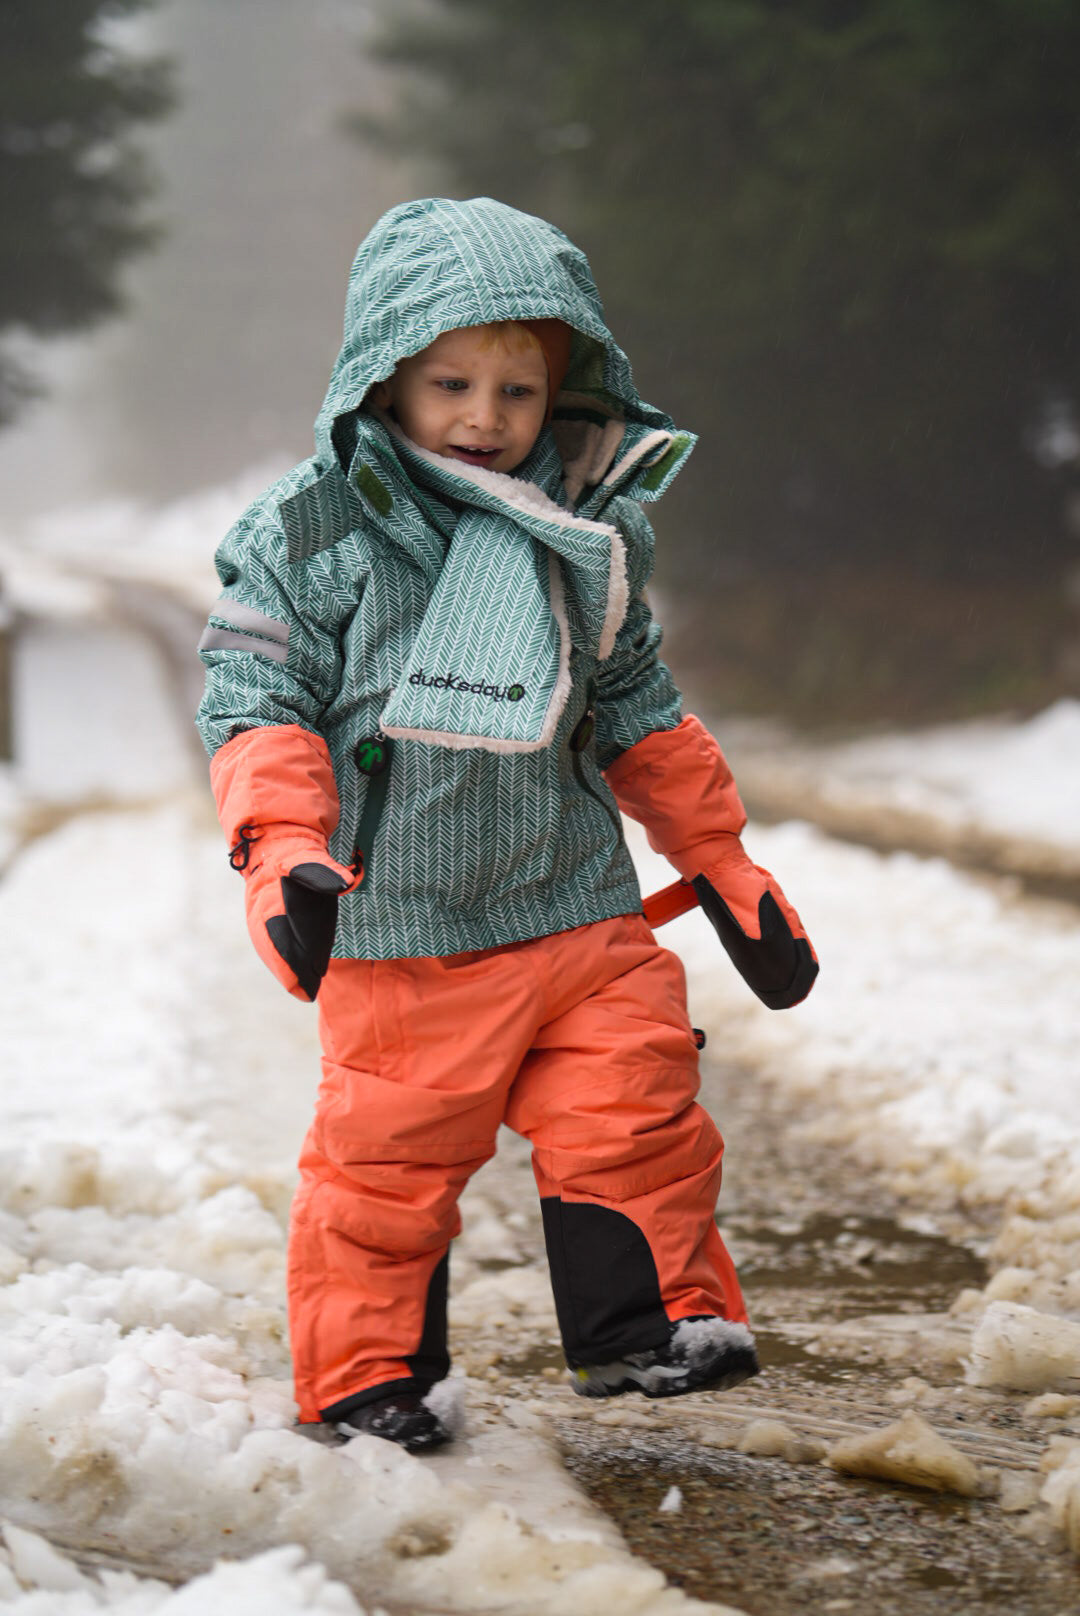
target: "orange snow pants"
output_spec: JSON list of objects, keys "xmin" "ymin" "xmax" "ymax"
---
[{"xmin": 287, "ymin": 912, "xmax": 748, "ymax": 1423}]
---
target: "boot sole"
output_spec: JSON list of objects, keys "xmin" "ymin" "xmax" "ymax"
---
[{"xmin": 571, "ymin": 1347, "xmax": 760, "ymax": 1400}]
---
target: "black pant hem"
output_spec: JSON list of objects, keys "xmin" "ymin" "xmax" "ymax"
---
[{"xmin": 320, "ymin": 1375, "xmax": 435, "ymax": 1424}]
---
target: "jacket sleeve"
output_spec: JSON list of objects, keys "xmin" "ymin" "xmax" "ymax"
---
[
  {"xmin": 195, "ymin": 510, "xmax": 348, "ymax": 759},
  {"xmin": 593, "ymin": 499, "xmax": 683, "ymax": 772}
]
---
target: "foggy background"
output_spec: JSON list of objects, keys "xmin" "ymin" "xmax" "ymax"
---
[{"xmin": 3, "ymin": 0, "xmax": 1080, "ymax": 740}]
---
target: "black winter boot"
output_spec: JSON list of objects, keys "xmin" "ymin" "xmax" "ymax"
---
[
  {"xmin": 336, "ymin": 1390, "xmax": 450, "ymax": 1453},
  {"xmin": 570, "ymin": 1316, "xmax": 759, "ymax": 1399}
]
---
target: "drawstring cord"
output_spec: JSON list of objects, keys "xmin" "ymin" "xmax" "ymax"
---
[{"xmin": 228, "ymin": 824, "xmax": 262, "ymax": 872}]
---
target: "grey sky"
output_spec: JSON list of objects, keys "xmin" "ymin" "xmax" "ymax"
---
[{"xmin": 1, "ymin": 0, "xmax": 432, "ymax": 532}]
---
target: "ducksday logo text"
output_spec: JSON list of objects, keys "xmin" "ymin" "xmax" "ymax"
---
[{"xmin": 409, "ymin": 670, "xmax": 526, "ymax": 703}]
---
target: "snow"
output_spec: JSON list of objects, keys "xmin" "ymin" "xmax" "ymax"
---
[
  {"xmin": 722, "ymin": 699, "xmax": 1080, "ymax": 880},
  {"xmin": 808, "ymin": 700, "xmax": 1080, "ymax": 854},
  {"xmin": 669, "ymin": 1318, "xmax": 755, "ymax": 1366},
  {"xmin": 7, "ymin": 794, "xmax": 1079, "ymax": 1594}
]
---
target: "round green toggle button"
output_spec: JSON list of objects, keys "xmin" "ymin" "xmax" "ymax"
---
[{"xmin": 354, "ymin": 735, "xmax": 389, "ymax": 776}]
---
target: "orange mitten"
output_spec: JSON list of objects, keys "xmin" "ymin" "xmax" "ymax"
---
[
  {"xmin": 211, "ymin": 725, "xmax": 359, "ymax": 1001},
  {"xmin": 606, "ymin": 716, "xmax": 818, "ymax": 1010}
]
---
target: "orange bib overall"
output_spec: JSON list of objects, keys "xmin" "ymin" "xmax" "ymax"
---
[{"xmin": 287, "ymin": 912, "xmax": 747, "ymax": 1423}]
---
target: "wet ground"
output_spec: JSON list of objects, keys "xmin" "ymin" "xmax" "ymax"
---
[
  {"xmin": 557, "ymin": 1434, "xmax": 1072, "ymax": 1616},
  {"xmin": 459, "ymin": 1067, "xmax": 1080, "ymax": 1616}
]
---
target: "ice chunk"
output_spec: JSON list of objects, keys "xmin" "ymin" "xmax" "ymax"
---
[
  {"xmin": 967, "ymin": 1301, "xmax": 1080, "ymax": 1392},
  {"xmin": 997, "ymin": 1471, "xmax": 1042, "ymax": 1514},
  {"xmin": 1024, "ymin": 1392, "xmax": 1080, "ymax": 1420},
  {"xmin": 736, "ymin": 1420, "xmax": 825, "ymax": 1464},
  {"xmin": 826, "ymin": 1411, "xmax": 981, "ymax": 1496},
  {"xmin": 1040, "ymin": 1440, "xmax": 1080, "ymax": 1553}
]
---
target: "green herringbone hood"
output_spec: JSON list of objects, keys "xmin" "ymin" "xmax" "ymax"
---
[{"xmin": 314, "ymin": 196, "xmax": 679, "ymax": 464}]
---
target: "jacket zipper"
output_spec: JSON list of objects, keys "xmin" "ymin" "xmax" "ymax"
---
[
  {"xmin": 569, "ymin": 695, "xmax": 623, "ymax": 849},
  {"xmin": 352, "ymin": 730, "xmax": 393, "ymax": 891}
]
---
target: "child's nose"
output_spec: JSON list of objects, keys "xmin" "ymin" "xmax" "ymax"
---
[{"xmin": 464, "ymin": 389, "xmax": 503, "ymax": 431}]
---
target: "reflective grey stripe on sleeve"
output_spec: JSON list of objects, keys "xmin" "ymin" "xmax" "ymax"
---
[
  {"xmin": 212, "ymin": 597, "xmax": 290, "ymax": 645},
  {"xmin": 197, "ymin": 625, "xmax": 289, "ymax": 664}
]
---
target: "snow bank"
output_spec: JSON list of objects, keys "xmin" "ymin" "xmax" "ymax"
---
[
  {"xmin": 1, "ymin": 1526, "xmax": 366, "ymax": 1613},
  {"xmin": 721, "ymin": 700, "xmax": 1080, "ymax": 881},
  {"xmin": 821, "ymin": 700, "xmax": 1080, "ymax": 855}
]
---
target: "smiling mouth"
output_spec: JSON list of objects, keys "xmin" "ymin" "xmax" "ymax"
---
[{"xmin": 448, "ymin": 445, "xmax": 501, "ymax": 464}]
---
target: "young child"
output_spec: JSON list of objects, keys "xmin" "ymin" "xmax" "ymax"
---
[{"xmin": 196, "ymin": 197, "xmax": 818, "ymax": 1454}]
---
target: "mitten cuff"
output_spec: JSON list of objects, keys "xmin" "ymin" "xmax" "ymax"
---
[
  {"xmin": 603, "ymin": 714, "xmax": 747, "ymax": 876},
  {"xmin": 210, "ymin": 723, "xmax": 341, "ymax": 849}
]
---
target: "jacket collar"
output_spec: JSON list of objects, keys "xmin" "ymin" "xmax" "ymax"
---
[{"xmin": 276, "ymin": 404, "xmax": 695, "ymax": 582}]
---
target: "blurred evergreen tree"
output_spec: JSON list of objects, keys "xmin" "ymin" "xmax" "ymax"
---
[
  {"xmin": 359, "ymin": 0, "xmax": 1080, "ymax": 583},
  {"xmin": 0, "ymin": 0, "xmax": 173, "ymax": 422}
]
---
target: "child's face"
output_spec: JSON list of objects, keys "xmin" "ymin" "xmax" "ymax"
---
[{"xmin": 372, "ymin": 325, "xmax": 549, "ymax": 475}]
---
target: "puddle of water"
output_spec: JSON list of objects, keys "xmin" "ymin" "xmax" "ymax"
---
[
  {"xmin": 752, "ymin": 1328, "xmax": 867, "ymax": 1384},
  {"xmin": 727, "ymin": 1210, "xmax": 987, "ymax": 1316},
  {"xmin": 498, "ymin": 1341, "xmax": 567, "ymax": 1376}
]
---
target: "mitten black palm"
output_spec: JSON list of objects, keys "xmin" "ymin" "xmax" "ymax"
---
[
  {"xmin": 692, "ymin": 875, "xmax": 819, "ymax": 1010},
  {"xmin": 264, "ymin": 862, "xmax": 351, "ymax": 1001}
]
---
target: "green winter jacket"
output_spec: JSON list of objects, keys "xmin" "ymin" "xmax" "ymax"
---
[{"xmin": 196, "ymin": 196, "xmax": 695, "ymax": 960}]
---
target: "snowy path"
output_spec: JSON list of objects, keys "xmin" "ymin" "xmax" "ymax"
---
[
  {"xmin": 4, "ymin": 549, "xmax": 1080, "ymax": 1606},
  {"xmin": 6, "ymin": 792, "xmax": 1080, "ymax": 1609}
]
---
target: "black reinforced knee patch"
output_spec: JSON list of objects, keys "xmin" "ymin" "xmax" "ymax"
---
[{"xmin": 540, "ymin": 1198, "xmax": 671, "ymax": 1367}]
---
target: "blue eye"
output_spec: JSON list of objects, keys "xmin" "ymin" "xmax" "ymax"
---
[
  {"xmin": 437, "ymin": 379, "xmax": 468, "ymax": 392},
  {"xmin": 505, "ymin": 385, "xmax": 535, "ymax": 399}
]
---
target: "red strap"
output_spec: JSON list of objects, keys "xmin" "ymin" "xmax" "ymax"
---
[{"xmin": 642, "ymin": 878, "xmax": 699, "ymax": 929}]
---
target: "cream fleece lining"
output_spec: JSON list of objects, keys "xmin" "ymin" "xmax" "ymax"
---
[{"xmin": 603, "ymin": 428, "xmax": 674, "ymax": 488}]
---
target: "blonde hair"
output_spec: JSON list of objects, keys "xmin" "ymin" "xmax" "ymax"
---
[{"xmin": 466, "ymin": 320, "xmax": 543, "ymax": 354}]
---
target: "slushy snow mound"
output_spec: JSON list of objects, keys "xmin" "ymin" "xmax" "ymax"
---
[
  {"xmin": 0, "ymin": 1526, "xmax": 365, "ymax": 1613},
  {"xmin": 724, "ymin": 699, "xmax": 1080, "ymax": 873}
]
